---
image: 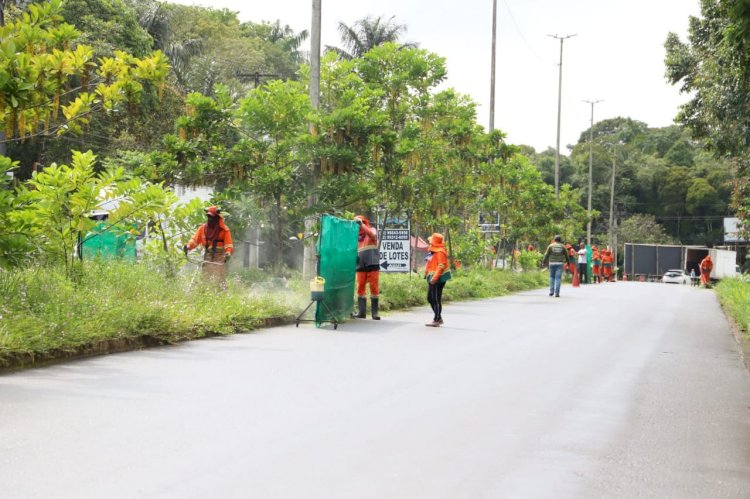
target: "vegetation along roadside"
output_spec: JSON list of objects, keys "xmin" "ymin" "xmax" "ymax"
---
[{"xmin": 0, "ymin": 263, "xmax": 547, "ymax": 371}]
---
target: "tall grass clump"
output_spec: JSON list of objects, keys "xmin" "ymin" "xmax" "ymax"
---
[
  {"xmin": 0, "ymin": 260, "xmax": 307, "ymax": 365},
  {"xmin": 715, "ymin": 279, "xmax": 750, "ymax": 338}
]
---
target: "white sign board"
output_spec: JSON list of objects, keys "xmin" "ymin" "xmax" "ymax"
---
[
  {"xmin": 724, "ymin": 217, "xmax": 748, "ymax": 243},
  {"xmin": 379, "ymin": 228, "xmax": 410, "ymax": 272}
]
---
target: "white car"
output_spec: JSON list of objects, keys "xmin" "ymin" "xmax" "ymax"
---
[{"xmin": 662, "ymin": 269, "xmax": 690, "ymax": 285}]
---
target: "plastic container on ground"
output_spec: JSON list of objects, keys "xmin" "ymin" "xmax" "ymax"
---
[{"xmin": 310, "ymin": 276, "xmax": 325, "ymax": 301}]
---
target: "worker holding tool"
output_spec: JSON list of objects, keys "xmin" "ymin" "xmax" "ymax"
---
[
  {"xmin": 184, "ymin": 206, "xmax": 234, "ymax": 286},
  {"xmin": 700, "ymin": 254, "xmax": 713, "ymax": 287}
]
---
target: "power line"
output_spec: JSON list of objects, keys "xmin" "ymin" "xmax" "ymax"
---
[{"xmin": 502, "ymin": 0, "xmax": 549, "ymax": 64}]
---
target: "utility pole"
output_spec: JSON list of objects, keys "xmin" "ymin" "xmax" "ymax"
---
[
  {"xmin": 584, "ymin": 99, "xmax": 602, "ymax": 246},
  {"xmin": 609, "ymin": 144, "xmax": 616, "ymax": 250},
  {"xmin": 303, "ymin": 0, "xmax": 321, "ymax": 280},
  {"xmin": 548, "ymin": 34, "xmax": 576, "ymax": 198},
  {"xmin": 489, "ymin": 0, "xmax": 497, "ymax": 132}
]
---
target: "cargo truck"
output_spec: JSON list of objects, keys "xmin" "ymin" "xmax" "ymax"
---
[{"xmin": 684, "ymin": 247, "xmax": 739, "ymax": 280}]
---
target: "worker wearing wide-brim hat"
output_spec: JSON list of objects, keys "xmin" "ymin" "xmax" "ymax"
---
[
  {"xmin": 184, "ymin": 206, "xmax": 234, "ymax": 286},
  {"xmin": 424, "ymin": 233, "xmax": 451, "ymax": 327}
]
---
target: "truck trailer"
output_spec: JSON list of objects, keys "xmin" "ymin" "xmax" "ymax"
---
[{"xmin": 622, "ymin": 243, "xmax": 685, "ymax": 279}]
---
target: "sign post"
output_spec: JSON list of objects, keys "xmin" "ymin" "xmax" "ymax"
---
[{"xmin": 378, "ymin": 227, "xmax": 411, "ymax": 273}]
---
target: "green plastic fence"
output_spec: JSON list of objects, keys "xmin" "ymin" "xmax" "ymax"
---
[
  {"xmin": 81, "ymin": 223, "xmax": 137, "ymax": 262},
  {"xmin": 315, "ymin": 215, "xmax": 359, "ymax": 327}
]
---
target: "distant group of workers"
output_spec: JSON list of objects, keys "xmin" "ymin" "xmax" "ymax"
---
[
  {"xmin": 569, "ymin": 242, "xmax": 615, "ymax": 285},
  {"xmin": 542, "ymin": 237, "xmax": 616, "ymax": 297}
]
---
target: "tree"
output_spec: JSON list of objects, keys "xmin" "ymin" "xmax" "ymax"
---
[
  {"xmin": 617, "ymin": 214, "xmax": 677, "ymax": 245},
  {"xmin": 0, "ymin": 0, "xmax": 169, "ymax": 160},
  {"xmin": 664, "ymin": 0, "xmax": 750, "ymax": 236},
  {"xmin": 326, "ymin": 15, "xmax": 414, "ymax": 60},
  {"xmin": 235, "ymin": 79, "xmax": 312, "ymax": 268},
  {"xmin": 11, "ymin": 150, "xmax": 178, "ymax": 271},
  {"xmin": 60, "ymin": 0, "xmax": 153, "ymax": 57},
  {"xmin": 0, "ymin": 156, "xmax": 31, "ymax": 266}
]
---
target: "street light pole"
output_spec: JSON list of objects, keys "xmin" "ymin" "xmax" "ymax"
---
[
  {"xmin": 548, "ymin": 33, "xmax": 576, "ymax": 198},
  {"xmin": 489, "ymin": 0, "xmax": 497, "ymax": 132},
  {"xmin": 584, "ymin": 99, "xmax": 602, "ymax": 246}
]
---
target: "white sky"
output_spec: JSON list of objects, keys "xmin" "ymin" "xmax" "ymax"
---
[{"xmin": 168, "ymin": 0, "xmax": 701, "ymax": 152}]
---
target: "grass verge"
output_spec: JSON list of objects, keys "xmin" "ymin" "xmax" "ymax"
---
[
  {"xmin": 714, "ymin": 279, "xmax": 750, "ymax": 338},
  {"xmin": 0, "ymin": 262, "xmax": 546, "ymax": 369}
]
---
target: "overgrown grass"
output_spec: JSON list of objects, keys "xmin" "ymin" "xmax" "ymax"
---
[
  {"xmin": 714, "ymin": 279, "xmax": 750, "ymax": 338},
  {"xmin": 378, "ymin": 269, "xmax": 548, "ymax": 311},
  {"xmin": 0, "ymin": 262, "xmax": 546, "ymax": 367}
]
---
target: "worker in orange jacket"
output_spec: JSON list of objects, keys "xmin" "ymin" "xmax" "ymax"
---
[
  {"xmin": 592, "ymin": 245, "xmax": 602, "ymax": 283},
  {"xmin": 354, "ymin": 215, "xmax": 380, "ymax": 320},
  {"xmin": 563, "ymin": 243, "xmax": 575, "ymax": 276},
  {"xmin": 424, "ymin": 233, "xmax": 451, "ymax": 327},
  {"xmin": 600, "ymin": 246, "xmax": 614, "ymax": 282},
  {"xmin": 184, "ymin": 205, "xmax": 234, "ymax": 285},
  {"xmin": 700, "ymin": 254, "xmax": 713, "ymax": 286}
]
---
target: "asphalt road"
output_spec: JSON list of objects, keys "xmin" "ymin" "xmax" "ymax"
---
[{"xmin": 2, "ymin": 281, "xmax": 749, "ymax": 498}]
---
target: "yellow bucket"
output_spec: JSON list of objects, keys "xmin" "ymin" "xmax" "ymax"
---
[{"xmin": 310, "ymin": 276, "xmax": 325, "ymax": 301}]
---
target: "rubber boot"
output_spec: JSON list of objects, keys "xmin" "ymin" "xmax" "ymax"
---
[
  {"xmin": 356, "ymin": 296, "xmax": 367, "ymax": 318},
  {"xmin": 371, "ymin": 297, "xmax": 381, "ymax": 320}
]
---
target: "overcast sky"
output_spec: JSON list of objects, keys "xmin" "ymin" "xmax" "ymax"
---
[{"xmin": 169, "ymin": 0, "xmax": 701, "ymax": 152}]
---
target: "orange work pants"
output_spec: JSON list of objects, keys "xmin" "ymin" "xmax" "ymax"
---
[{"xmin": 356, "ymin": 271, "xmax": 380, "ymax": 297}]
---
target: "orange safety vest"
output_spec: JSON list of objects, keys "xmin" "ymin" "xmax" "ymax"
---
[{"xmin": 187, "ymin": 218, "xmax": 234, "ymax": 255}]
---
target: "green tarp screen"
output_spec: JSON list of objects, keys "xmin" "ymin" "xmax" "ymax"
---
[
  {"xmin": 81, "ymin": 223, "xmax": 137, "ymax": 262},
  {"xmin": 315, "ymin": 215, "xmax": 359, "ymax": 327}
]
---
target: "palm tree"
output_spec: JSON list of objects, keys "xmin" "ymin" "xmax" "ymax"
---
[
  {"xmin": 267, "ymin": 20, "xmax": 309, "ymax": 63},
  {"xmin": 326, "ymin": 15, "xmax": 415, "ymax": 60}
]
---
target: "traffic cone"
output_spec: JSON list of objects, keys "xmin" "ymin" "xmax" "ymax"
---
[{"xmin": 572, "ymin": 269, "xmax": 580, "ymax": 287}]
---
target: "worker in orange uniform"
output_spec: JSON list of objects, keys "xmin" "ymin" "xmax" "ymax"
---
[
  {"xmin": 184, "ymin": 206, "xmax": 234, "ymax": 286},
  {"xmin": 563, "ymin": 243, "xmax": 575, "ymax": 276},
  {"xmin": 424, "ymin": 233, "xmax": 451, "ymax": 327},
  {"xmin": 600, "ymin": 246, "xmax": 614, "ymax": 282},
  {"xmin": 699, "ymin": 254, "xmax": 713, "ymax": 286},
  {"xmin": 591, "ymin": 245, "xmax": 602, "ymax": 283},
  {"xmin": 354, "ymin": 215, "xmax": 380, "ymax": 320}
]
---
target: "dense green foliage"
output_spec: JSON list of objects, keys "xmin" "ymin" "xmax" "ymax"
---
[
  {"xmin": 2, "ymin": 0, "xmax": 737, "ymax": 271},
  {"xmin": 664, "ymin": 0, "xmax": 750, "ymax": 238},
  {"xmin": 528, "ymin": 118, "xmax": 733, "ymax": 245}
]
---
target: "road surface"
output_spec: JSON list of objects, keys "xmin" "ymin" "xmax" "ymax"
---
[{"xmin": 2, "ymin": 282, "xmax": 749, "ymax": 498}]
